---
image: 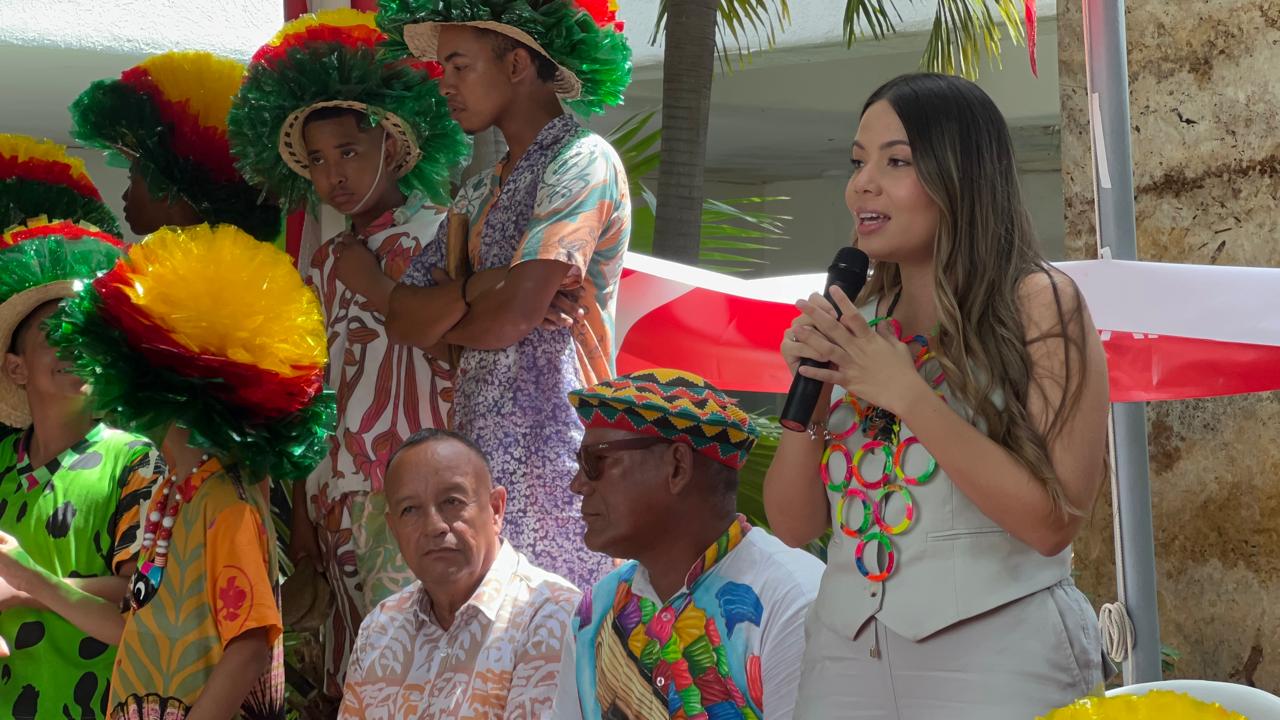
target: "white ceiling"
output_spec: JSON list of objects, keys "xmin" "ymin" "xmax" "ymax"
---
[{"xmin": 0, "ymin": 0, "xmax": 282, "ymax": 58}]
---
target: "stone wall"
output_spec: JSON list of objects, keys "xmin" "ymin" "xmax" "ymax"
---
[{"xmin": 1058, "ymin": 0, "xmax": 1280, "ymax": 691}]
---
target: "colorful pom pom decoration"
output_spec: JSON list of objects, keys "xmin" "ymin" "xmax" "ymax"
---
[{"xmin": 48, "ymin": 223, "xmax": 335, "ymax": 481}]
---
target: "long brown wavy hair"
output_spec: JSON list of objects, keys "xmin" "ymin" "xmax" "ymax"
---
[{"xmin": 857, "ymin": 73, "xmax": 1089, "ymax": 517}]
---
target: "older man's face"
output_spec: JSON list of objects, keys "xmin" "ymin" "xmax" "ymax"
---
[
  {"xmin": 384, "ymin": 438, "xmax": 506, "ymax": 594},
  {"xmin": 571, "ymin": 427, "xmax": 676, "ymax": 559}
]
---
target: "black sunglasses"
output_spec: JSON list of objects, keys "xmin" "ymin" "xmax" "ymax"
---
[{"xmin": 575, "ymin": 437, "xmax": 672, "ymax": 480}]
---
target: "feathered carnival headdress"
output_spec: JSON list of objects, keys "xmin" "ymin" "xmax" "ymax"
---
[
  {"xmin": 1039, "ymin": 690, "xmax": 1246, "ymax": 719},
  {"xmin": 378, "ymin": 0, "xmax": 631, "ymax": 117},
  {"xmin": 70, "ymin": 51, "xmax": 282, "ymax": 242},
  {"xmin": 230, "ymin": 8, "xmax": 470, "ymax": 210},
  {"xmin": 0, "ymin": 220, "xmax": 126, "ymax": 427},
  {"xmin": 0, "ymin": 134, "xmax": 121, "ymax": 235},
  {"xmin": 48, "ymin": 224, "xmax": 335, "ymax": 481}
]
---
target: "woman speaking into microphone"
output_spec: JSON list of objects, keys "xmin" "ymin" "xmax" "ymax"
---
[{"xmin": 764, "ymin": 73, "xmax": 1110, "ymax": 719}]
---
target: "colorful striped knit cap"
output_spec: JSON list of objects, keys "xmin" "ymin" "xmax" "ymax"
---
[{"xmin": 569, "ymin": 369, "xmax": 759, "ymax": 469}]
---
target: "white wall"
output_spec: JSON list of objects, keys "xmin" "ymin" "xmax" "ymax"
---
[
  {"xmin": 0, "ymin": 1, "xmax": 281, "ymax": 59},
  {"xmin": 1, "ymin": 0, "xmax": 1056, "ymax": 68}
]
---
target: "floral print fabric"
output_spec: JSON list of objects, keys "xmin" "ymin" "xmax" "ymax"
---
[
  {"xmin": 402, "ymin": 115, "xmax": 629, "ymax": 590},
  {"xmin": 339, "ymin": 541, "xmax": 580, "ymax": 719}
]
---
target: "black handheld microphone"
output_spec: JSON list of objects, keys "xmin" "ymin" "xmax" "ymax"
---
[{"xmin": 779, "ymin": 246, "xmax": 871, "ymax": 433}]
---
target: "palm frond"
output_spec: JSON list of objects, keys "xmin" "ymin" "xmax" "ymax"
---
[
  {"xmin": 607, "ymin": 111, "xmax": 790, "ymax": 271},
  {"xmin": 837, "ymin": 0, "xmax": 1029, "ymax": 80},
  {"xmin": 842, "ymin": 0, "xmax": 902, "ymax": 43},
  {"xmin": 653, "ymin": 0, "xmax": 792, "ymax": 66},
  {"xmin": 921, "ymin": 0, "xmax": 1026, "ymax": 79},
  {"xmin": 738, "ymin": 412, "xmax": 828, "ymax": 558}
]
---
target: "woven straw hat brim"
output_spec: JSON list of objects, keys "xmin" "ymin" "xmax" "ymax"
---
[
  {"xmin": 403, "ymin": 20, "xmax": 583, "ymax": 100},
  {"xmin": 278, "ymin": 100, "xmax": 423, "ymax": 181},
  {"xmin": 0, "ymin": 281, "xmax": 77, "ymax": 428}
]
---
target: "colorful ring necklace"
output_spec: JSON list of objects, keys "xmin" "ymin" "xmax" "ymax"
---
[
  {"xmin": 130, "ymin": 454, "xmax": 211, "ymax": 611},
  {"xmin": 820, "ymin": 290, "xmax": 945, "ymax": 583}
]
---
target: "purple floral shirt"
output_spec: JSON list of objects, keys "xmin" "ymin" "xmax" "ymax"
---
[{"xmin": 403, "ymin": 115, "xmax": 629, "ymax": 589}]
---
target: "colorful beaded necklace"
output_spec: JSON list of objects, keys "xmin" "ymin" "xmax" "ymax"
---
[
  {"xmin": 609, "ymin": 515, "xmax": 763, "ymax": 719},
  {"xmin": 822, "ymin": 292, "xmax": 945, "ymax": 583},
  {"xmin": 129, "ymin": 454, "xmax": 213, "ymax": 611}
]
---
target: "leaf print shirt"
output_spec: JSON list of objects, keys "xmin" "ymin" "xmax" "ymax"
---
[
  {"xmin": 109, "ymin": 457, "xmax": 282, "ymax": 720},
  {"xmin": 339, "ymin": 541, "xmax": 581, "ymax": 720},
  {"xmin": 306, "ymin": 196, "xmax": 454, "ymax": 501}
]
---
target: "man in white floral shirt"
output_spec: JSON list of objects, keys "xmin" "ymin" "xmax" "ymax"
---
[{"xmin": 339, "ymin": 429, "xmax": 580, "ymax": 719}]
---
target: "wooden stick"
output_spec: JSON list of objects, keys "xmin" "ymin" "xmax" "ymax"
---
[{"xmin": 445, "ymin": 211, "xmax": 471, "ymax": 369}]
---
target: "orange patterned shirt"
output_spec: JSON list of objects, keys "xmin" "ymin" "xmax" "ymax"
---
[{"xmin": 109, "ymin": 458, "xmax": 282, "ymax": 719}]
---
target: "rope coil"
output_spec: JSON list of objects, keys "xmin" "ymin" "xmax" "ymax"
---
[{"xmin": 1099, "ymin": 601, "xmax": 1135, "ymax": 662}]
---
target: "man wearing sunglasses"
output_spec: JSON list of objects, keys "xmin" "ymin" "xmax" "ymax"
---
[{"xmin": 553, "ymin": 369, "xmax": 824, "ymax": 720}]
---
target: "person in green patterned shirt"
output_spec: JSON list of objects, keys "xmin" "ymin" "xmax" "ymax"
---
[{"xmin": 0, "ymin": 221, "xmax": 164, "ymax": 720}]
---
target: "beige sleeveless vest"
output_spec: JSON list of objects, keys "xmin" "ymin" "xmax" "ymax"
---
[{"xmin": 810, "ymin": 304, "xmax": 1071, "ymax": 642}]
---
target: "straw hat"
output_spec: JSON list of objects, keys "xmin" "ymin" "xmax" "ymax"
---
[
  {"xmin": 403, "ymin": 21, "xmax": 583, "ymax": 99},
  {"xmin": 229, "ymin": 8, "xmax": 469, "ymax": 210},
  {"xmin": 0, "ymin": 280, "xmax": 76, "ymax": 427},
  {"xmin": 0, "ymin": 220, "xmax": 126, "ymax": 428},
  {"xmin": 281, "ymin": 561, "xmax": 332, "ymax": 632},
  {"xmin": 377, "ymin": 0, "xmax": 631, "ymax": 117},
  {"xmin": 277, "ymin": 100, "xmax": 423, "ymax": 181}
]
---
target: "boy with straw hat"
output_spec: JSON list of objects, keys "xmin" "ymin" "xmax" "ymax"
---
[
  {"xmin": 228, "ymin": 7, "xmax": 471, "ymax": 699},
  {"xmin": 376, "ymin": 0, "xmax": 633, "ymax": 591},
  {"xmin": 0, "ymin": 220, "xmax": 163, "ymax": 720}
]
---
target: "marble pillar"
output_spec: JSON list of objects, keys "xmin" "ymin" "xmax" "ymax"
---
[{"xmin": 1058, "ymin": 0, "xmax": 1280, "ymax": 691}]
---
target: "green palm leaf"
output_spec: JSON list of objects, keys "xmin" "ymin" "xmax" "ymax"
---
[
  {"xmin": 654, "ymin": 0, "xmax": 1027, "ymax": 78},
  {"xmin": 606, "ymin": 110, "xmax": 790, "ymax": 271},
  {"xmin": 654, "ymin": 0, "xmax": 792, "ymax": 65},
  {"xmin": 839, "ymin": 0, "xmax": 1027, "ymax": 79},
  {"xmin": 738, "ymin": 412, "xmax": 828, "ymax": 558}
]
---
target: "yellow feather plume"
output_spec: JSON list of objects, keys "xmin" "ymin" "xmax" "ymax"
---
[
  {"xmin": 137, "ymin": 51, "xmax": 245, "ymax": 132},
  {"xmin": 1039, "ymin": 690, "xmax": 1246, "ymax": 720},
  {"xmin": 118, "ymin": 224, "xmax": 325, "ymax": 375},
  {"xmin": 268, "ymin": 7, "xmax": 377, "ymax": 46}
]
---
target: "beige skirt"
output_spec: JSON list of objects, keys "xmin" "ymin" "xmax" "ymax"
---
[{"xmin": 794, "ymin": 579, "xmax": 1104, "ymax": 720}]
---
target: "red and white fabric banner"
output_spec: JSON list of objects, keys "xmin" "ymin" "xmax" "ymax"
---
[{"xmin": 615, "ymin": 254, "xmax": 1280, "ymax": 403}]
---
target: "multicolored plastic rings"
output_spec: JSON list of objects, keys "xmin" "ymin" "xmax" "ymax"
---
[
  {"xmin": 838, "ymin": 486, "xmax": 876, "ymax": 537},
  {"xmin": 826, "ymin": 395, "xmax": 863, "ymax": 440},
  {"xmin": 852, "ymin": 440, "xmax": 892, "ymax": 490},
  {"xmin": 893, "ymin": 436, "xmax": 937, "ymax": 486},
  {"xmin": 875, "ymin": 485, "xmax": 915, "ymax": 535},
  {"xmin": 822, "ymin": 442, "xmax": 853, "ymax": 492},
  {"xmin": 855, "ymin": 531, "xmax": 895, "ymax": 582}
]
